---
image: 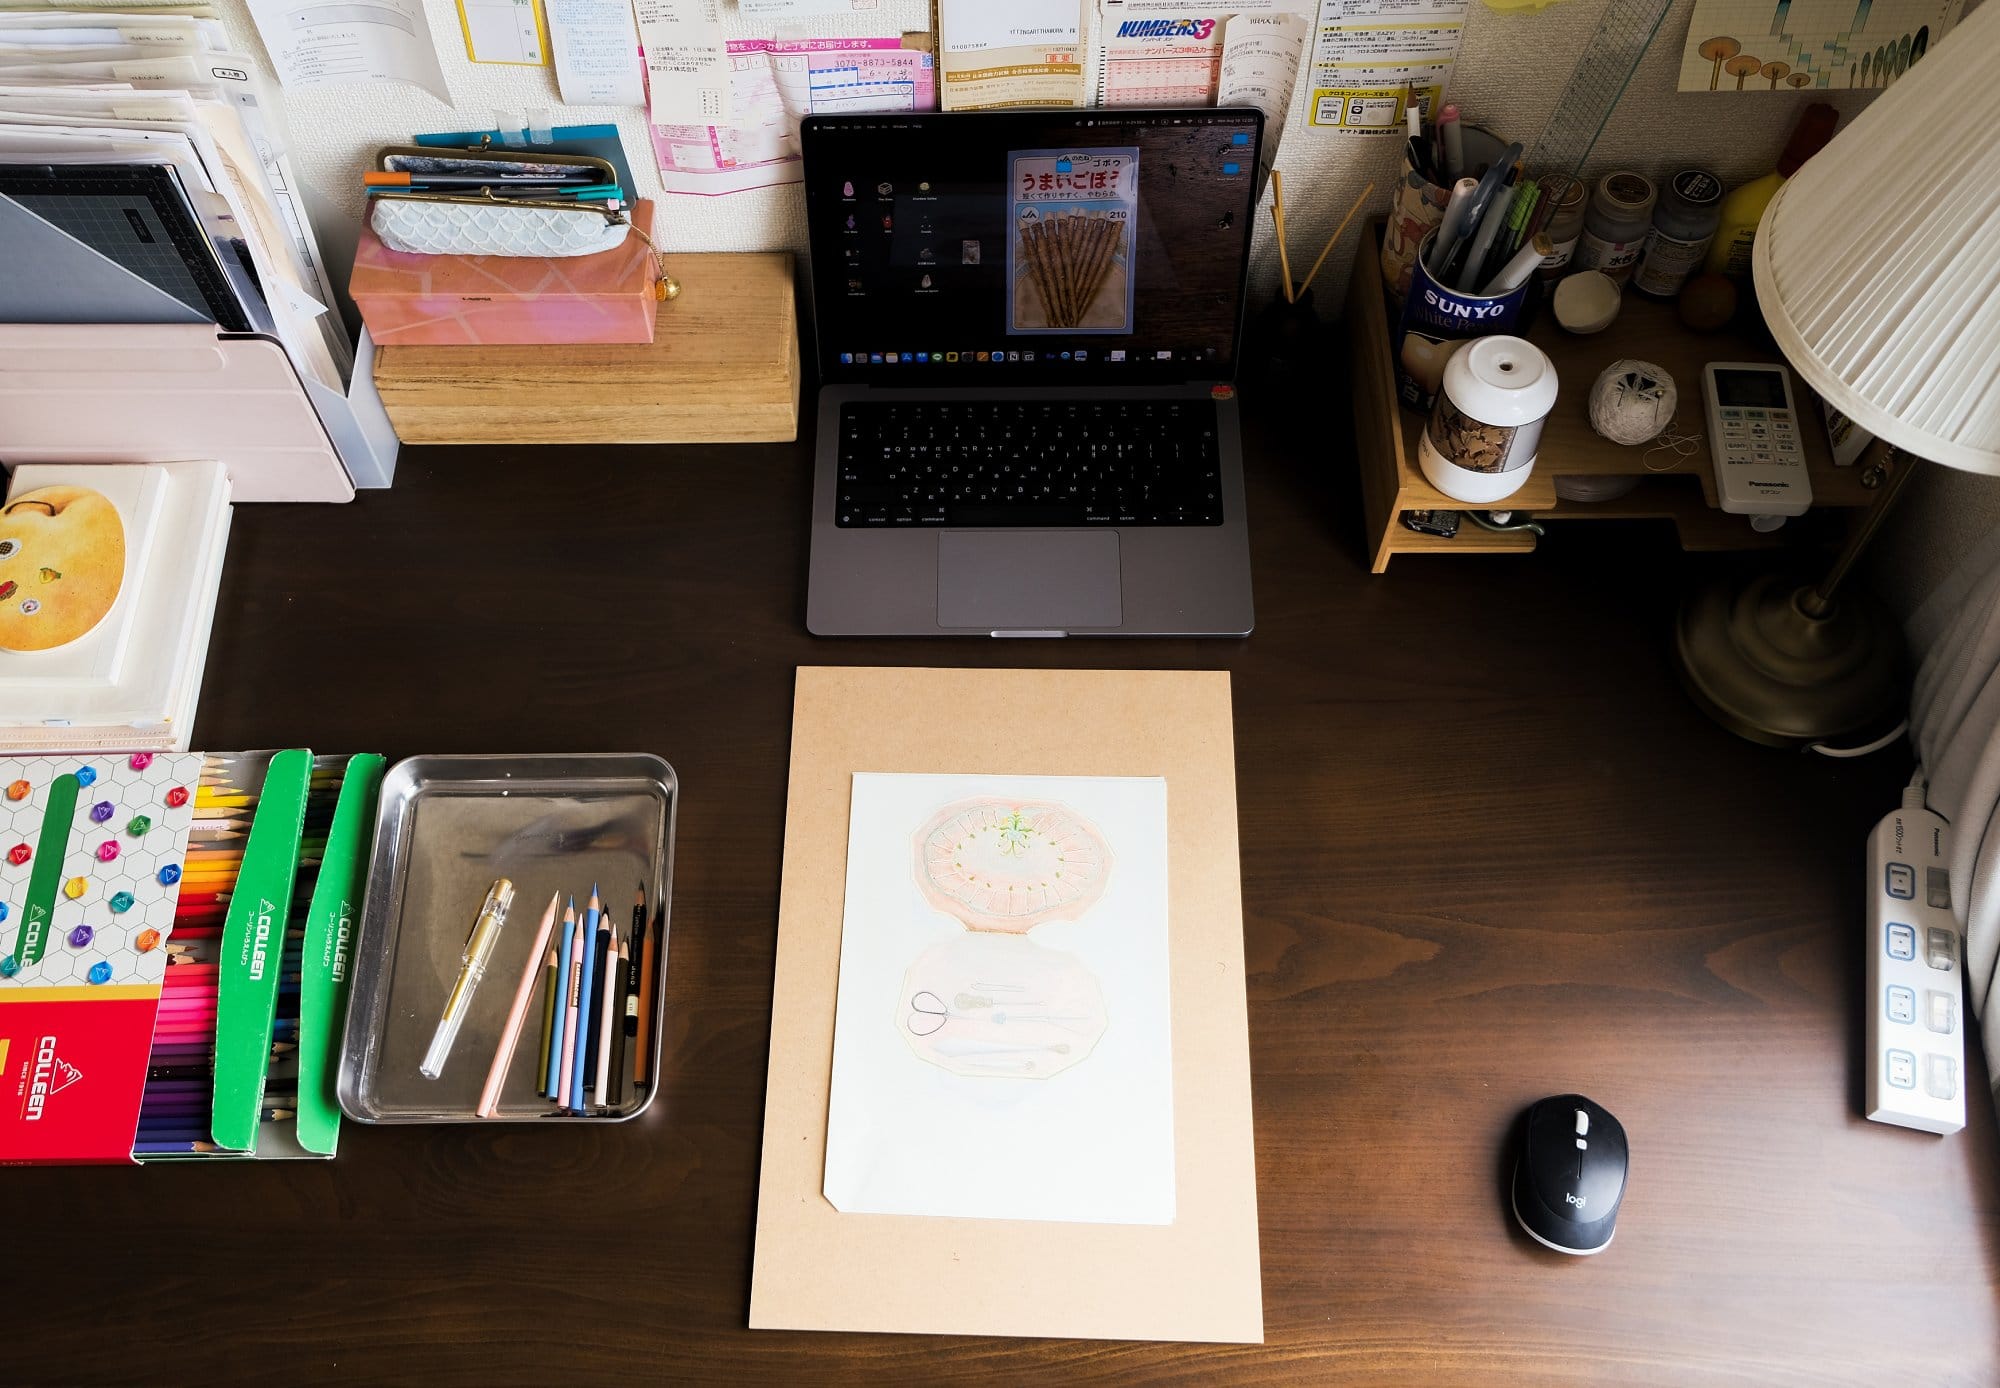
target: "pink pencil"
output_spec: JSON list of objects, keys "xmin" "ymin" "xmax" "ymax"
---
[
  {"xmin": 477, "ymin": 892, "xmax": 560, "ymax": 1118},
  {"xmin": 557, "ymin": 903, "xmax": 585, "ymax": 1109}
]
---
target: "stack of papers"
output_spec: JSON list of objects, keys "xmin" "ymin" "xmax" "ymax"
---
[
  {"xmin": 0, "ymin": 6, "xmax": 352, "ymax": 429},
  {"xmin": 0, "ymin": 461, "xmax": 232, "ymax": 753}
]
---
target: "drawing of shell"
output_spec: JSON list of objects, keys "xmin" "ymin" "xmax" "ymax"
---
[{"xmin": 913, "ymin": 797, "xmax": 1112, "ymax": 932}]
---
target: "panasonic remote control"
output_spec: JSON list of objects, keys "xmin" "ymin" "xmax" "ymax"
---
[
  {"xmin": 1865, "ymin": 794, "xmax": 1965, "ymax": 1135},
  {"xmin": 1703, "ymin": 362, "xmax": 1813, "ymax": 519}
]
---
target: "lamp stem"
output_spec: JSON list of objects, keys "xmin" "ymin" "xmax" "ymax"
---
[{"xmin": 1800, "ymin": 449, "xmax": 1916, "ymax": 619}]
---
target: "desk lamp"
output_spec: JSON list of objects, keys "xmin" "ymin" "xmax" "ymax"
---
[{"xmin": 1674, "ymin": 3, "xmax": 2000, "ymax": 746}]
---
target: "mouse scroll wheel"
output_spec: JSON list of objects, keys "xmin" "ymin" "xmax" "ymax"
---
[{"xmin": 1574, "ymin": 1109, "xmax": 1589, "ymax": 1137}]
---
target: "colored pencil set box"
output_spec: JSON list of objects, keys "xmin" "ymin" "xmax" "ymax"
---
[{"xmin": 0, "ymin": 750, "xmax": 385, "ymax": 1164}]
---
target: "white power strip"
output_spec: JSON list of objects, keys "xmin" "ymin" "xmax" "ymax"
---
[{"xmin": 1865, "ymin": 793, "xmax": 1966, "ymax": 1135}]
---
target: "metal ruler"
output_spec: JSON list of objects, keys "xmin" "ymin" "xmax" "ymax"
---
[{"xmin": 1527, "ymin": 0, "xmax": 1677, "ymax": 178}]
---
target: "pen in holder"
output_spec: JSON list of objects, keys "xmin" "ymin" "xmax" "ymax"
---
[
  {"xmin": 421, "ymin": 877, "xmax": 515, "ymax": 1080},
  {"xmin": 1395, "ymin": 228, "xmax": 1533, "ymax": 412}
]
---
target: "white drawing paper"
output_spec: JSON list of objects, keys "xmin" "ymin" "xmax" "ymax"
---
[
  {"xmin": 244, "ymin": 0, "xmax": 451, "ymax": 104},
  {"xmin": 823, "ymin": 772, "xmax": 1176, "ymax": 1226},
  {"xmin": 546, "ymin": 0, "xmax": 643, "ymax": 106},
  {"xmin": 1678, "ymin": 0, "xmax": 1961, "ymax": 92}
]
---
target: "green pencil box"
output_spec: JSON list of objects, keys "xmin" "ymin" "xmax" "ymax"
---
[{"xmin": 136, "ymin": 751, "xmax": 384, "ymax": 1162}]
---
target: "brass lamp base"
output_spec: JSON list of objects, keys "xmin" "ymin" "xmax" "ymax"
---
[{"xmin": 1674, "ymin": 573, "xmax": 1905, "ymax": 748}]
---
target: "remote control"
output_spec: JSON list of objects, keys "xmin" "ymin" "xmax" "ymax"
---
[
  {"xmin": 1703, "ymin": 362, "xmax": 1813, "ymax": 519},
  {"xmin": 1865, "ymin": 793, "xmax": 1965, "ymax": 1135}
]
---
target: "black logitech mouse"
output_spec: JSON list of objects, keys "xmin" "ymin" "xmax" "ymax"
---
[{"xmin": 1511, "ymin": 1094, "xmax": 1628, "ymax": 1255}]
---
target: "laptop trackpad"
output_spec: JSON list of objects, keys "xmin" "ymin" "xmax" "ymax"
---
[{"xmin": 937, "ymin": 530, "xmax": 1123, "ymax": 631}]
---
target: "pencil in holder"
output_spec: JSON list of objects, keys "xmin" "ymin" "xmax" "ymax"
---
[{"xmin": 1394, "ymin": 228, "xmax": 1532, "ymax": 412}]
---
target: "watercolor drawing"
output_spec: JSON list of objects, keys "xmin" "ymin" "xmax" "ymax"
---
[{"xmin": 898, "ymin": 796, "xmax": 1115, "ymax": 1079}]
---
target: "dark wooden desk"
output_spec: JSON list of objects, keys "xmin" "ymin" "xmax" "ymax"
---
[{"xmin": 11, "ymin": 393, "xmax": 1997, "ymax": 1385}]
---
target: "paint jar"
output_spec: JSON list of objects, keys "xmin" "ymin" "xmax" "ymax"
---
[
  {"xmin": 1532, "ymin": 174, "xmax": 1589, "ymax": 280},
  {"xmin": 1394, "ymin": 228, "xmax": 1532, "ymax": 412},
  {"xmin": 1633, "ymin": 169, "xmax": 1724, "ymax": 298},
  {"xmin": 1418, "ymin": 335, "xmax": 1559, "ymax": 504},
  {"xmin": 1573, "ymin": 172, "xmax": 1657, "ymax": 286}
]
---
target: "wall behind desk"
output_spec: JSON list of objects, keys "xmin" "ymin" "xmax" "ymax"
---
[{"xmin": 216, "ymin": 0, "xmax": 1879, "ymax": 310}]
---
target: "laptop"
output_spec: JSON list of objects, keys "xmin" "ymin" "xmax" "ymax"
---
[{"xmin": 801, "ymin": 108, "xmax": 1264, "ymax": 637}]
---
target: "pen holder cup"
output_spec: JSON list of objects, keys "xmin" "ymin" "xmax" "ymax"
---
[
  {"xmin": 1381, "ymin": 157, "xmax": 1451, "ymax": 308},
  {"xmin": 1394, "ymin": 229, "xmax": 1531, "ymax": 413}
]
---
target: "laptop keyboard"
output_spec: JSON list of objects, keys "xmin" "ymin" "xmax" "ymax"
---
[{"xmin": 835, "ymin": 399, "xmax": 1223, "ymax": 528}]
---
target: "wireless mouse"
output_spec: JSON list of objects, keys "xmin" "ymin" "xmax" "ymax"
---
[{"xmin": 1511, "ymin": 1094, "xmax": 1628, "ymax": 1255}]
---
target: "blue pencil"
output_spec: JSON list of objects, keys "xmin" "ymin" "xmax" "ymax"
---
[
  {"xmin": 570, "ymin": 884, "xmax": 601, "ymax": 1111},
  {"xmin": 546, "ymin": 900, "xmax": 577, "ymax": 1099},
  {"xmin": 134, "ymin": 1141, "xmax": 219, "ymax": 1154}
]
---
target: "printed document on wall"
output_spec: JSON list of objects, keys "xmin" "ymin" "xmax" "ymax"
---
[
  {"xmin": 938, "ymin": 0, "xmax": 1087, "ymax": 110},
  {"xmin": 823, "ymin": 772, "xmax": 1176, "ymax": 1226},
  {"xmin": 1677, "ymin": 0, "xmax": 1961, "ymax": 92},
  {"xmin": 633, "ymin": 0, "xmax": 730, "ymax": 125},
  {"xmin": 653, "ymin": 36, "xmax": 933, "ymax": 195},
  {"xmin": 244, "ymin": 0, "xmax": 452, "ymax": 103},
  {"xmin": 546, "ymin": 0, "xmax": 644, "ymax": 106},
  {"xmin": 1096, "ymin": 12, "xmax": 1228, "ymax": 107},
  {"xmin": 1219, "ymin": 10, "xmax": 1306, "ymax": 175},
  {"xmin": 1306, "ymin": 0, "xmax": 1465, "ymax": 133},
  {"xmin": 455, "ymin": 0, "xmax": 548, "ymax": 65}
]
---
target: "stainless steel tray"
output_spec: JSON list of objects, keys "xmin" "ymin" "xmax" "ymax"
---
[{"xmin": 338, "ymin": 753, "xmax": 676, "ymax": 1123}]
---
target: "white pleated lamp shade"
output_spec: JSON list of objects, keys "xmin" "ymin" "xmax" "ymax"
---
[{"xmin": 1754, "ymin": 2, "xmax": 2000, "ymax": 475}]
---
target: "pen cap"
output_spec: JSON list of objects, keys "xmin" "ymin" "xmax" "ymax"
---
[{"xmin": 472, "ymin": 877, "xmax": 516, "ymax": 940}]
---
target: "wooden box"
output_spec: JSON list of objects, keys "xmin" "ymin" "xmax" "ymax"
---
[
  {"xmin": 372, "ymin": 252, "xmax": 800, "ymax": 445},
  {"xmin": 1346, "ymin": 226, "xmax": 1876, "ymax": 573}
]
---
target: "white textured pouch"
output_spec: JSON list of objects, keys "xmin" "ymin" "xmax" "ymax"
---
[{"xmin": 370, "ymin": 196, "xmax": 629, "ymax": 258}]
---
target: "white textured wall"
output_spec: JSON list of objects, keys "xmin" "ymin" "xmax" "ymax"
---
[{"xmin": 217, "ymin": 0, "xmax": 1887, "ymax": 307}]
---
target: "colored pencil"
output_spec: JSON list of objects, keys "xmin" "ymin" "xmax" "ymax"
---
[
  {"xmin": 134, "ymin": 1141, "xmax": 219, "ymax": 1154},
  {"xmin": 477, "ymin": 891, "xmax": 559, "ymax": 1119},
  {"xmin": 536, "ymin": 945, "xmax": 557, "ymax": 1089},
  {"xmin": 583, "ymin": 893, "xmax": 608, "ymax": 1093},
  {"xmin": 594, "ymin": 922, "xmax": 618, "ymax": 1109},
  {"xmin": 608, "ymin": 930, "xmax": 629, "ymax": 1108},
  {"xmin": 559, "ymin": 901, "xmax": 584, "ymax": 1109},
  {"xmin": 635, "ymin": 902, "xmax": 659, "ymax": 1087},
  {"xmin": 547, "ymin": 900, "xmax": 576, "ymax": 1098},
  {"xmin": 571, "ymin": 884, "xmax": 601, "ymax": 1112}
]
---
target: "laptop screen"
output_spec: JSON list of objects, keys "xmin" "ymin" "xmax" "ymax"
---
[{"xmin": 803, "ymin": 108, "xmax": 1263, "ymax": 384}]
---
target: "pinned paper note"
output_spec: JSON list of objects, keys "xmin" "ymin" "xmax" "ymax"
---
[
  {"xmin": 546, "ymin": 0, "xmax": 643, "ymax": 105},
  {"xmin": 1219, "ymin": 10, "xmax": 1306, "ymax": 177},
  {"xmin": 244, "ymin": 0, "xmax": 452, "ymax": 104},
  {"xmin": 651, "ymin": 36, "xmax": 934, "ymax": 195},
  {"xmin": 1306, "ymin": 0, "xmax": 1466, "ymax": 132},
  {"xmin": 938, "ymin": 0, "xmax": 1087, "ymax": 110},
  {"xmin": 632, "ymin": 0, "xmax": 730, "ymax": 126},
  {"xmin": 455, "ymin": 0, "xmax": 548, "ymax": 66}
]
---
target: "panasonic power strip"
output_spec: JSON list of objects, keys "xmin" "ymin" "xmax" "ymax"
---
[{"xmin": 1864, "ymin": 792, "xmax": 1966, "ymax": 1135}]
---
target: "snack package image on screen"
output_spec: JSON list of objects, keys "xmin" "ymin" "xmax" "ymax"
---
[{"xmin": 1008, "ymin": 147, "xmax": 1139, "ymax": 334}]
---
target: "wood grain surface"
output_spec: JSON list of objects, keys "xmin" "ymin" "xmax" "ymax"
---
[{"xmin": 7, "ymin": 385, "xmax": 1995, "ymax": 1385}]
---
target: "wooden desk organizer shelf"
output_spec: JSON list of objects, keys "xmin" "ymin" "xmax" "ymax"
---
[
  {"xmin": 372, "ymin": 252, "xmax": 800, "ymax": 445},
  {"xmin": 1345, "ymin": 224, "xmax": 1874, "ymax": 573}
]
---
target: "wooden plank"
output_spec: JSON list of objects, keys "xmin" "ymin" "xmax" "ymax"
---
[{"xmin": 374, "ymin": 253, "xmax": 800, "ymax": 444}]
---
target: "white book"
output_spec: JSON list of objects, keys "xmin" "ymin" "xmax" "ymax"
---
[
  {"xmin": 0, "ymin": 463, "xmax": 167, "ymax": 688},
  {"xmin": 0, "ymin": 459, "xmax": 230, "ymax": 731}
]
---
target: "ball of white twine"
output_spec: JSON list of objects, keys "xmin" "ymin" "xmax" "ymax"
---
[{"xmin": 1589, "ymin": 359, "xmax": 1678, "ymax": 446}]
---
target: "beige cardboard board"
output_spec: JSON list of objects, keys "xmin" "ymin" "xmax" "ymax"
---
[{"xmin": 749, "ymin": 666, "xmax": 1262, "ymax": 1343}]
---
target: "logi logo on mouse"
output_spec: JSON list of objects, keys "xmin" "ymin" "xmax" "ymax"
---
[{"xmin": 1565, "ymin": 1192, "xmax": 1587, "ymax": 1209}]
